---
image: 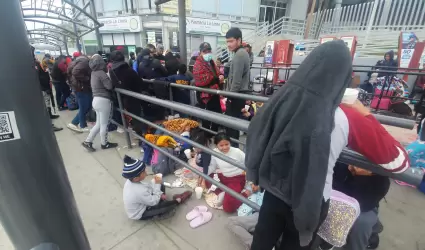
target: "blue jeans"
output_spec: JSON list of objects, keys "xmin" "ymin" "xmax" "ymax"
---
[{"xmin": 71, "ymin": 92, "xmax": 92, "ymax": 128}]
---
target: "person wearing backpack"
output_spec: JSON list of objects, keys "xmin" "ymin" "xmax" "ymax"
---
[
  {"xmin": 67, "ymin": 54, "xmax": 92, "ymax": 133},
  {"xmin": 50, "ymin": 55, "xmax": 70, "ymax": 110}
]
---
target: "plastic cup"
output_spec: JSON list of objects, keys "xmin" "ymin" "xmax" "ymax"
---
[
  {"xmin": 184, "ymin": 149, "xmax": 192, "ymax": 159},
  {"xmin": 244, "ymin": 105, "xmax": 250, "ymax": 111},
  {"xmin": 341, "ymin": 88, "xmax": 359, "ymax": 104},
  {"xmin": 195, "ymin": 187, "xmax": 203, "ymax": 199},
  {"xmin": 155, "ymin": 173, "xmax": 163, "ymax": 180}
]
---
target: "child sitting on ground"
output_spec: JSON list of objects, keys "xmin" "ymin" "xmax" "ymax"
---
[{"xmin": 122, "ymin": 155, "xmax": 192, "ymax": 220}]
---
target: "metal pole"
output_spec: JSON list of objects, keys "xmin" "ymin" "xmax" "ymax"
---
[
  {"xmin": 116, "ymin": 93, "xmax": 132, "ymax": 148},
  {"xmin": 178, "ymin": 0, "xmax": 187, "ymax": 64},
  {"xmin": 0, "ymin": 0, "xmax": 90, "ymax": 249},
  {"xmin": 89, "ymin": 0, "xmax": 103, "ymax": 51},
  {"xmin": 63, "ymin": 35, "xmax": 70, "ymax": 55},
  {"xmin": 118, "ymin": 108, "xmax": 246, "ymax": 170},
  {"xmin": 70, "ymin": 0, "xmax": 82, "ymax": 53},
  {"xmin": 114, "ymin": 88, "xmax": 423, "ymax": 186}
]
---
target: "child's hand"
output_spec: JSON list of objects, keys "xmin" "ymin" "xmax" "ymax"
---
[
  {"xmin": 251, "ymin": 184, "xmax": 259, "ymax": 193},
  {"xmin": 160, "ymin": 194, "xmax": 167, "ymax": 200},
  {"xmin": 154, "ymin": 176, "xmax": 162, "ymax": 184}
]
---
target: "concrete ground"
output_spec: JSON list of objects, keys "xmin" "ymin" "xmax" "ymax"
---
[{"xmin": 1, "ymin": 110, "xmax": 425, "ymax": 250}]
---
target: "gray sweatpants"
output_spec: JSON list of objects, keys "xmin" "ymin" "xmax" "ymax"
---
[
  {"xmin": 86, "ymin": 97, "xmax": 112, "ymax": 145},
  {"xmin": 227, "ymin": 213, "xmax": 259, "ymax": 249},
  {"xmin": 345, "ymin": 208, "xmax": 378, "ymax": 250}
]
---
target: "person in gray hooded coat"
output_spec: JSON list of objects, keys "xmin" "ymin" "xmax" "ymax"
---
[
  {"xmin": 82, "ymin": 54, "xmax": 118, "ymax": 152},
  {"xmin": 246, "ymin": 40, "xmax": 353, "ymax": 250}
]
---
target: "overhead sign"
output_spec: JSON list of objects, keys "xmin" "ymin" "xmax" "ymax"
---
[
  {"xmin": 186, "ymin": 17, "xmax": 231, "ymax": 36},
  {"xmin": 98, "ymin": 16, "xmax": 142, "ymax": 33}
]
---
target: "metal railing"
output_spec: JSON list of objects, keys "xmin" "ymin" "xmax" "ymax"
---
[{"xmin": 112, "ymin": 81, "xmax": 423, "ymax": 211}]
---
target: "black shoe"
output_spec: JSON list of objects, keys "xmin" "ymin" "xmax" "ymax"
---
[
  {"xmin": 50, "ymin": 114, "xmax": 60, "ymax": 119},
  {"xmin": 82, "ymin": 141, "xmax": 96, "ymax": 152},
  {"xmin": 52, "ymin": 125, "xmax": 63, "ymax": 132},
  {"xmin": 367, "ymin": 233, "xmax": 379, "ymax": 249},
  {"xmin": 101, "ymin": 142, "xmax": 118, "ymax": 149}
]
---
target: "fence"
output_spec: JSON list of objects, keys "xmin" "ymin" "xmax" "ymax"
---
[{"xmin": 112, "ymin": 79, "xmax": 423, "ymax": 212}]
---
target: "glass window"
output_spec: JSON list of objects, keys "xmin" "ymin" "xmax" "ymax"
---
[
  {"xmin": 261, "ymin": 0, "xmax": 277, "ymax": 7},
  {"xmin": 275, "ymin": 7, "xmax": 286, "ymax": 20},
  {"xmin": 259, "ymin": 6, "xmax": 266, "ymax": 22},
  {"xmin": 276, "ymin": 2, "xmax": 286, "ymax": 8}
]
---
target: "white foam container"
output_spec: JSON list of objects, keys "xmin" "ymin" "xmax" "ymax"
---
[{"xmin": 341, "ymin": 88, "xmax": 359, "ymax": 104}]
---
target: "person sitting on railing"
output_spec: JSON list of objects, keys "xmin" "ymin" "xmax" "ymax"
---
[
  {"xmin": 245, "ymin": 40, "xmax": 409, "ymax": 250},
  {"xmin": 122, "ymin": 155, "xmax": 192, "ymax": 220},
  {"xmin": 193, "ymin": 42, "xmax": 224, "ymax": 134},
  {"xmin": 206, "ymin": 133, "xmax": 256, "ymax": 213}
]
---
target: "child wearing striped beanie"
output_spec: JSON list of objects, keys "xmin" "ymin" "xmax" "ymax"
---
[{"xmin": 122, "ymin": 155, "xmax": 192, "ymax": 220}]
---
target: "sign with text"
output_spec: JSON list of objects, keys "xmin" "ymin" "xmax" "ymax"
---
[
  {"xmin": 98, "ymin": 16, "xmax": 142, "ymax": 33},
  {"xmin": 398, "ymin": 32, "xmax": 419, "ymax": 68},
  {"xmin": 186, "ymin": 17, "xmax": 231, "ymax": 36}
]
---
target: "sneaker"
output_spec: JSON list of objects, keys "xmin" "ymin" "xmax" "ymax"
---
[
  {"xmin": 82, "ymin": 141, "xmax": 95, "ymax": 152},
  {"xmin": 67, "ymin": 123, "xmax": 83, "ymax": 133},
  {"xmin": 367, "ymin": 233, "xmax": 379, "ymax": 249},
  {"xmin": 101, "ymin": 142, "xmax": 118, "ymax": 149},
  {"xmin": 52, "ymin": 124, "xmax": 63, "ymax": 132},
  {"xmin": 79, "ymin": 126, "xmax": 90, "ymax": 132},
  {"xmin": 173, "ymin": 191, "xmax": 192, "ymax": 203},
  {"xmin": 50, "ymin": 114, "xmax": 60, "ymax": 119}
]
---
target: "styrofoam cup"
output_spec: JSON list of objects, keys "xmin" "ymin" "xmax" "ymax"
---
[
  {"xmin": 341, "ymin": 88, "xmax": 359, "ymax": 104},
  {"xmin": 244, "ymin": 105, "xmax": 250, "ymax": 111},
  {"xmin": 184, "ymin": 149, "xmax": 192, "ymax": 159},
  {"xmin": 155, "ymin": 173, "xmax": 163, "ymax": 180},
  {"xmin": 195, "ymin": 187, "xmax": 203, "ymax": 199}
]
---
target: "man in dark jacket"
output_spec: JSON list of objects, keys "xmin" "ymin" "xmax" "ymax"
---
[
  {"xmin": 66, "ymin": 55, "xmax": 92, "ymax": 133},
  {"xmin": 110, "ymin": 50, "xmax": 154, "ymax": 136},
  {"xmin": 155, "ymin": 44, "xmax": 166, "ymax": 61},
  {"xmin": 164, "ymin": 51, "xmax": 180, "ymax": 76},
  {"xmin": 138, "ymin": 48, "xmax": 168, "ymax": 79},
  {"xmin": 50, "ymin": 55, "xmax": 70, "ymax": 110}
]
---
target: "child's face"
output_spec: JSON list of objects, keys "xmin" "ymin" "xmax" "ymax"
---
[
  {"xmin": 132, "ymin": 170, "xmax": 147, "ymax": 182},
  {"xmin": 216, "ymin": 139, "xmax": 231, "ymax": 154}
]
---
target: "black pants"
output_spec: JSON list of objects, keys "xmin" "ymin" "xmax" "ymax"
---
[
  {"xmin": 53, "ymin": 81, "xmax": 71, "ymax": 108},
  {"xmin": 139, "ymin": 185, "xmax": 178, "ymax": 220},
  {"xmin": 251, "ymin": 191, "xmax": 329, "ymax": 250},
  {"xmin": 225, "ymin": 97, "xmax": 245, "ymax": 147},
  {"xmin": 198, "ymin": 95, "xmax": 222, "ymax": 134}
]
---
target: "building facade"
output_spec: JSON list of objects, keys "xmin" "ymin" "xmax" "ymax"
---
[{"xmin": 79, "ymin": 0, "xmax": 309, "ymax": 55}]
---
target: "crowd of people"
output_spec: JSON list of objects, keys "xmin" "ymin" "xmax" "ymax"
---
[{"xmin": 32, "ymin": 27, "xmax": 423, "ymax": 250}]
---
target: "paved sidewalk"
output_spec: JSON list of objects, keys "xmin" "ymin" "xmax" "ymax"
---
[{"xmin": 1, "ymin": 110, "xmax": 425, "ymax": 250}]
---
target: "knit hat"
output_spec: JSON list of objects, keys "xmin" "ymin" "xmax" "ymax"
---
[
  {"xmin": 73, "ymin": 51, "xmax": 81, "ymax": 58},
  {"xmin": 122, "ymin": 155, "xmax": 146, "ymax": 179}
]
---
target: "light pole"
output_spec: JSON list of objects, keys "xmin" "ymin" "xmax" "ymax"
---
[{"xmin": 0, "ymin": 0, "xmax": 90, "ymax": 249}]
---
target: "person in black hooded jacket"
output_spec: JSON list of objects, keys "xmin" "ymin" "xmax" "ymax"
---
[
  {"xmin": 110, "ymin": 50, "xmax": 153, "ymax": 135},
  {"xmin": 247, "ymin": 41, "xmax": 354, "ymax": 250},
  {"xmin": 370, "ymin": 50, "xmax": 398, "ymax": 77},
  {"xmin": 138, "ymin": 48, "xmax": 168, "ymax": 79},
  {"xmin": 164, "ymin": 51, "xmax": 180, "ymax": 76}
]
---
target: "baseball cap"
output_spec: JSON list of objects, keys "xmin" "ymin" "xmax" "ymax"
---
[{"xmin": 199, "ymin": 42, "xmax": 212, "ymax": 52}]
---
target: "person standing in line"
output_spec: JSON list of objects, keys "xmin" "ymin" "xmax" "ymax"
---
[
  {"xmin": 155, "ymin": 44, "xmax": 166, "ymax": 61},
  {"xmin": 224, "ymin": 28, "xmax": 250, "ymax": 147},
  {"xmin": 128, "ymin": 51, "xmax": 136, "ymax": 68},
  {"xmin": 50, "ymin": 55, "xmax": 70, "ymax": 110},
  {"xmin": 246, "ymin": 41, "xmax": 409, "ymax": 250},
  {"xmin": 193, "ymin": 42, "xmax": 224, "ymax": 135},
  {"xmin": 67, "ymin": 54, "xmax": 92, "ymax": 133},
  {"xmin": 81, "ymin": 54, "xmax": 118, "ymax": 151}
]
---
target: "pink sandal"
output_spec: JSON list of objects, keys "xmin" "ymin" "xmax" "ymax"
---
[{"xmin": 189, "ymin": 212, "xmax": 212, "ymax": 228}]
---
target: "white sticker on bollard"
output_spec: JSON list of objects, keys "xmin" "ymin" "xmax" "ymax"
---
[{"xmin": 0, "ymin": 111, "xmax": 21, "ymax": 142}]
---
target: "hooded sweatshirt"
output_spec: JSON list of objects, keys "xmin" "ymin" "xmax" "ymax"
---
[
  {"xmin": 138, "ymin": 49, "xmax": 168, "ymax": 79},
  {"xmin": 246, "ymin": 40, "xmax": 354, "ymax": 246},
  {"xmin": 89, "ymin": 54, "xmax": 113, "ymax": 100},
  {"xmin": 68, "ymin": 56, "xmax": 91, "ymax": 92},
  {"xmin": 372, "ymin": 50, "xmax": 398, "ymax": 77},
  {"xmin": 246, "ymin": 41, "xmax": 409, "ymax": 246}
]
